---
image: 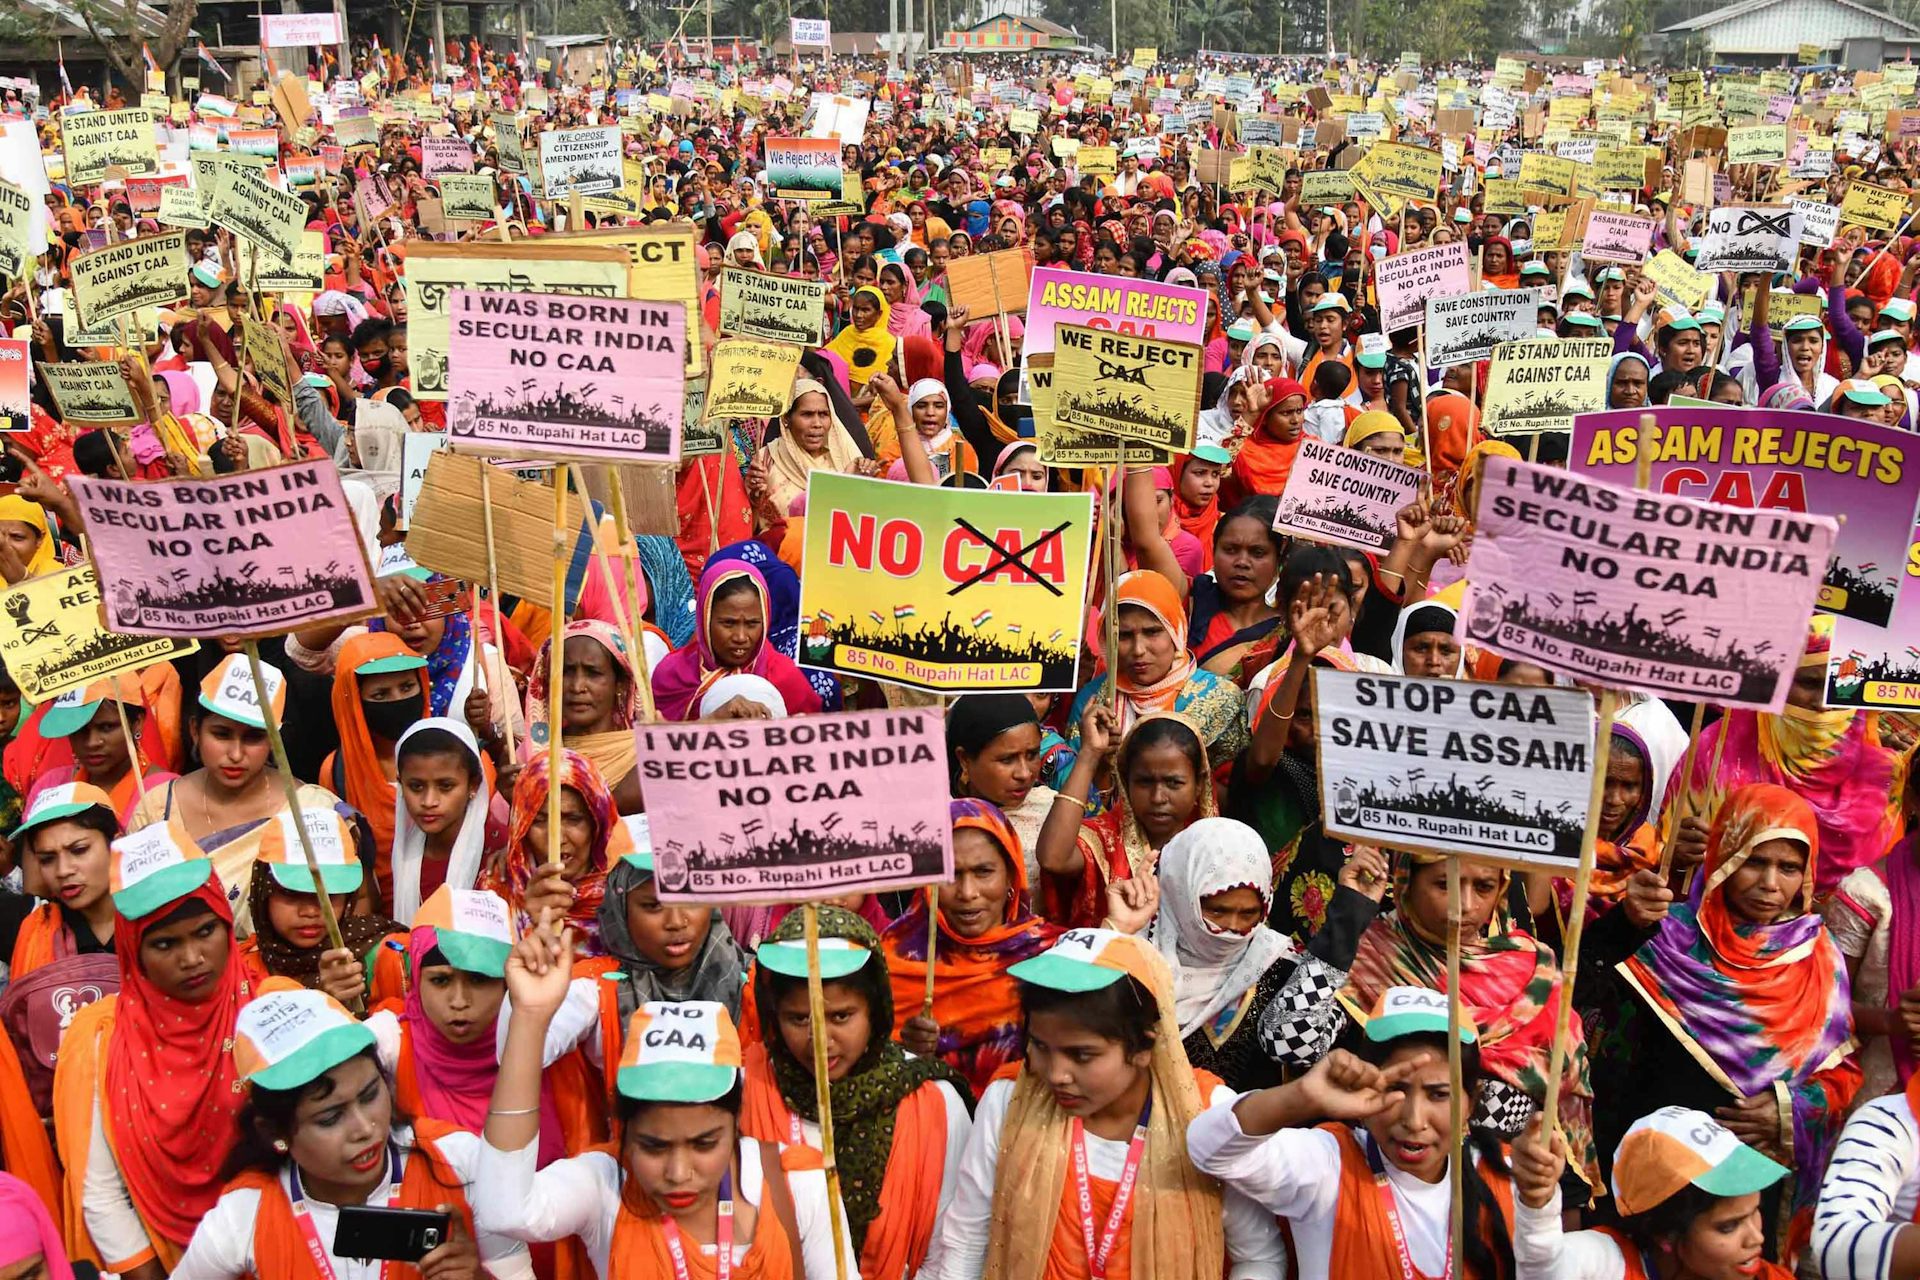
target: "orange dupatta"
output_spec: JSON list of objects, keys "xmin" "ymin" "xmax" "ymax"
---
[{"xmin": 329, "ymin": 632, "xmax": 430, "ymax": 903}]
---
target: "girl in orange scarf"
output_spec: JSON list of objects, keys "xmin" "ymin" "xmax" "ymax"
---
[
  {"xmin": 55, "ymin": 838, "xmax": 252, "ymax": 1274},
  {"xmin": 319, "ymin": 632, "xmax": 429, "ymax": 907},
  {"xmin": 1219, "ymin": 377, "xmax": 1308, "ymax": 509},
  {"xmin": 743, "ymin": 906, "xmax": 972, "ymax": 1280},
  {"xmin": 883, "ymin": 799, "xmax": 1059, "ymax": 1094}
]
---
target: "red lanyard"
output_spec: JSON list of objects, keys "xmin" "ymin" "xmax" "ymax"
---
[
  {"xmin": 659, "ymin": 1172, "xmax": 733, "ymax": 1280},
  {"xmin": 288, "ymin": 1146, "xmax": 403, "ymax": 1280},
  {"xmin": 1363, "ymin": 1133, "xmax": 1451, "ymax": 1280},
  {"xmin": 1069, "ymin": 1094, "xmax": 1152, "ymax": 1280}
]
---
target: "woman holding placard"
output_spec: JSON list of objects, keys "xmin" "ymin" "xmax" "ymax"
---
[
  {"xmin": 1585, "ymin": 783, "xmax": 1859, "ymax": 1266},
  {"xmin": 742, "ymin": 905, "xmax": 973, "ymax": 1280},
  {"xmin": 1037, "ymin": 706, "xmax": 1219, "ymax": 931},
  {"xmin": 884, "ymin": 798, "xmax": 1058, "ymax": 1095},
  {"xmin": 125, "ymin": 655, "xmax": 340, "ymax": 937}
]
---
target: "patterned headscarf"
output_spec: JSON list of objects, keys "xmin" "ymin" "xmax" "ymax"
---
[
  {"xmin": 485, "ymin": 749, "xmax": 620, "ymax": 954},
  {"xmin": 1342, "ymin": 852, "xmax": 1600, "ymax": 1187},
  {"xmin": 1619, "ymin": 782, "xmax": 1853, "ymax": 1222}
]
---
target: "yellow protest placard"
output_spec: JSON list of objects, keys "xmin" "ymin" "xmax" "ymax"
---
[
  {"xmin": 557, "ymin": 224, "xmax": 705, "ymax": 375},
  {"xmin": 1300, "ymin": 170, "xmax": 1353, "ymax": 204},
  {"xmin": 61, "ymin": 108, "xmax": 158, "ymax": 185},
  {"xmin": 1531, "ymin": 208, "xmax": 1570, "ymax": 252},
  {"xmin": 1644, "ymin": 248, "xmax": 1714, "ymax": 312},
  {"xmin": 1592, "ymin": 145, "xmax": 1653, "ymax": 191},
  {"xmin": 1727, "ymin": 124, "xmax": 1788, "ymax": 165},
  {"xmin": 706, "ymin": 338, "xmax": 803, "ymax": 422},
  {"xmin": 1841, "ymin": 180, "xmax": 1912, "ymax": 234},
  {"xmin": 69, "ymin": 231, "xmax": 187, "ymax": 334},
  {"xmin": 1518, "ymin": 152, "xmax": 1577, "ymax": 196},
  {"xmin": 1132, "ymin": 47, "xmax": 1157, "ymax": 67},
  {"xmin": 718, "ymin": 267, "xmax": 827, "ymax": 345},
  {"xmin": 1354, "ymin": 140, "xmax": 1443, "ymax": 205},
  {"xmin": 0, "ymin": 564, "xmax": 197, "ymax": 702},
  {"xmin": 1053, "ymin": 324, "xmax": 1202, "ymax": 453},
  {"xmin": 1483, "ymin": 177, "xmax": 1530, "ymax": 217},
  {"xmin": 1077, "ymin": 145, "xmax": 1118, "ymax": 178},
  {"xmin": 796, "ymin": 472, "xmax": 1094, "ymax": 693},
  {"xmin": 1481, "ymin": 338, "xmax": 1615, "ymax": 436}
]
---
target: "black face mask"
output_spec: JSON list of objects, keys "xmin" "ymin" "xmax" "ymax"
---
[{"xmin": 360, "ymin": 696, "xmax": 419, "ymax": 743}]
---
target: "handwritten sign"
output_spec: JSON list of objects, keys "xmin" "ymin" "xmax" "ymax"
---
[
  {"xmin": 69, "ymin": 461, "xmax": 378, "ymax": 639},
  {"xmin": 1276, "ymin": 437, "xmax": 1425, "ymax": 552},
  {"xmin": 1460, "ymin": 455, "xmax": 1836, "ymax": 711},
  {"xmin": 1317, "ymin": 670, "xmax": 1595, "ymax": 869},
  {"xmin": 447, "ymin": 290, "xmax": 684, "ymax": 463},
  {"xmin": 638, "ymin": 709, "xmax": 952, "ymax": 904},
  {"xmin": 797, "ymin": 472, "xmax": 1094, "ymax": 692}
]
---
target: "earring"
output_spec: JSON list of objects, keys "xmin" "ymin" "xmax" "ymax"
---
[{"xmin": 273, "ymin": 1140, "xmax": 289, "ymax": 1153}]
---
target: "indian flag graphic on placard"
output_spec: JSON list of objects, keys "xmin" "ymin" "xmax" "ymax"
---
[
  {"xmin": 893, "ymin": 605, "xmax": 916, "ymax": 620},
  {"xmin": 971, "ymin": 610, "xmax": 993, "ymax": 627}
]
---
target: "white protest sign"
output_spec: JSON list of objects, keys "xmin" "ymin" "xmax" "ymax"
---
[
  {"xmin": 1791, "ymin": 197, "xmax": 1841, "ymax": 249},
  {"xmin": 790, "ymin": 16, "xmax": 832, "ymax": 45},
  {"xmin": 1316, "ymin": 669, "xmax": 1596, "ymax": 870},
  {"xmin": 1695, "ymin": 205, "xmax": 1801, "ymax": 274},
  {"xmin": 1423, "ymin": 289, "xmax": 1538, "ymax": 366},
  {"xmin": 262, "ymin": 11, "xmax": 343, "ymax": 46},
  {"xmin": 538, "ymin": 125, "xmax": 621, "ymax": 198},
  {"xmin": 400, "ymin": 431, "xmax": 450, "ymax": 527}
]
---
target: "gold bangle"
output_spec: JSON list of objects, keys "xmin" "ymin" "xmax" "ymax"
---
[{"xmin": 1052, "ymin": 793, "xmax": 1089, "ymax": 811}]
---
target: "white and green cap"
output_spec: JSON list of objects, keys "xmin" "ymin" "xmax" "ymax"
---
[
  {"xmin": 198, "ymin": 654, "xmax": 286, "ymax": 730},
  {"xmin": 414, "ymin": 884, "xmax": 515, "ymax": 977},
  {"xmin": 38, "ymin": 672, "xmax": 144, "ymax": 739},
  {"xmin": 110, "ymin": 823, "xmax": 216, "ymax": 919},
  {"xmin": 1009, "ymin": 927, "xmax": 1154, "ymax": 993},
  {"xmin": 616, "ymin": 1001, "xmax": 743, "ymax": 1103},
  {"xmin": 11, "ymin": 781, "xmax": 115, "ymax": 842},
  {"xmin": 234, "ymin": 981, "xmax": 377, "ymax": 1091},
  {"xmin": 757, "ymin": 936, "xmax": 871, "ymax": 981},
  {"xmin": 255, "ymin": 809, "xmax": 365, "ymax": 895},
  {"xmin": 1362, "ymin": 985, "xmax": 1478, "ymax": 1045},
  {"xmin": 619, "ymin": 813, "xmax": 654, "ymax": 873},
  {"xmin": 1611, "ymin": 1106, "xmax": 1788, "ymax": 1217}
]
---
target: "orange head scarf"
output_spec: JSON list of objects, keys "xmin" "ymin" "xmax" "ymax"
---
[
  {"xmin": 1107, "ymin": 569, "xmax": 1197, "ymax": 731},
  {"xmin": 330, "ymin": 631, "xmax": 429, "ymax": 878},
  {"xmin": 106, "ymin": 869, "xmax": 252, "ymax": 1247},
  {"xmin": 1224, "ymin": 376, "xmax": 1307, "ymax": 505}
]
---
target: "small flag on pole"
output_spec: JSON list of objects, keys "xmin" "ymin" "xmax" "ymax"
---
[
  {"xmin": 141, "ymin": 43, "xmax": 159, "ymax": 73},
  {"xmin": 971, "ymin": 609, "xmax": 993, "ymax": 627},
  {"xmin": 892, "ymin": 604, "xmax": 916, "ymax": 620}
]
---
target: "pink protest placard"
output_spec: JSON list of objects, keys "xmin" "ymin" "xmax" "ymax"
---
[
  {"xmin": 1275, "ymin": 436, "xmax": 1423, "ymax": 552},
  {"xmin": 636, "ymin": 708, "xmax": 954, "ymax": 904},
  {"xmin": 1829, "ymin": 513, "xmax": 1920, "ymax": 709},
  {"xmin": 1023, "ymin": 266, "xmax": 1210, "ymax": 360},
  {"xmin": 1459, "ymin": 455, "xmax": 1835, "ymax": 711},
  {"xmin": 69, "ymin": 460, "xmax": 377, "ymax": 639},
  {"xmin": 1569, "ymin": 405, "xmax": 1920, "ymax": 627},
  {"xmin": 421, "ymin": 135, "xmax": 474, "ymax": 179},
  {"xmin": 1581, "ymin": 210, "xmax": 1657, "ymax": 264},
  {"xmin": 447, "ymin": 289, "xmax": 685, "ymax": 463},
  {"xmin": 1373, "ymin": 241, "xmax": 1469, "ymax": 333}
]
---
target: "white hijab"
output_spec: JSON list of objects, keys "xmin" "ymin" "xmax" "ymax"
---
[
  {"xmin": 1149, "ymin": 817, "xmax": 1296, "ymax": 1038},
  {"xmin": 388, "ymin": 717, "xmax": 494, "ymax": 925}
]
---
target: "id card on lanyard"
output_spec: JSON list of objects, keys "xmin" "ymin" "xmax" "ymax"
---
[
  {"xmin": 1362, "ymin": 1130, "xmax": 1451, "ymax": 1280},
  {"xmin": 288, "ymin": 1145, "xmax": 405, "ymax": 1280},
  {"xmin": 1070, "ymin": 1093, "xmax": 1152, "ymax": 1280},
  {"xmin": 659, "ymin": 1171, "xmax": 734, "ymax": 1280}
]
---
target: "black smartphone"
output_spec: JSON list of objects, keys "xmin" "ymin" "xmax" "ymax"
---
[{"xmin": 333, "ymin": 1205, "xmax": 452, "ymax": 1263}]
